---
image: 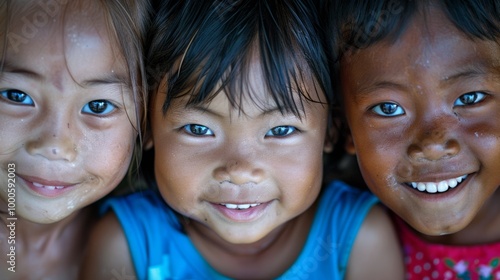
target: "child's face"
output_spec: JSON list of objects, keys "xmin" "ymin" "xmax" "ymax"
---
[
  {"xmin": 0, "ymin": 4, "xmax": 137, "ymax": 223},
  {"xmin": 149, "ymin": 58, "xmax": 330, "ymax": 244},
  {"xmin": 341, "ymin": 7, "xmax": 500, "ymax": 235}
]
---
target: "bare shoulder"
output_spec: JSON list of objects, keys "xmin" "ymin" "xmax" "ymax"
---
[
  {"xmin": 79, "ymin": 211, "xmax": 136, "ymax": 280},
  {"xmin": 345, "ymin": 204, "xmax": 404, "ymax": 280}
]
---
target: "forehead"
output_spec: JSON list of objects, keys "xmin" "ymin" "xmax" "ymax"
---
[
  {"xmin": 1, "ymin": 1, "xmax": 113, "ymax": 54},
  {"xmin": 1, "ymin": 1, "xmax": 127, "ymax": 84},
  {"xmin": 342, "ymin": 6, "xmax": 500, "ymax": 87},
  {"xmin": 167, "ymin": 42, "xmax": 325, "ymax": 114}
]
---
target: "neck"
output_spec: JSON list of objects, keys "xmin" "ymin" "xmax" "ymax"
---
[
  {"xmin": 0, "ymin": 207, "xmax": 94, "ymax": 243},
  {"xmin": 0, "ymin": 206, "xmax": 96, "ymax": 279}
]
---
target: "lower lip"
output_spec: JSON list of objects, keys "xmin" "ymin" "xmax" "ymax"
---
[
  {"xmin": 212, "ymin": 202, "xmax": 270, "ymax": 222},
  {"xmin": 20, "ymin": 177, "xmax": 75, "ymax": 198}
]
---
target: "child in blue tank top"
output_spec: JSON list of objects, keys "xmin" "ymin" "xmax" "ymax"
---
[{"xmin": 81, "ymin": 1, "xmax": 404, "ymax": 279}]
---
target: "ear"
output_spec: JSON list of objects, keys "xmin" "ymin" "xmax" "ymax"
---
[
  {"xmin": 324, "ymin": 117, "xmax": 341, "ymax": 153},
  {"xmin": 143, "ymin": 130, "xmax": 154, "ymax": 150},
  {"xmin": 345, "ymin": 131, "xmax": 356, "ymax": 155}
]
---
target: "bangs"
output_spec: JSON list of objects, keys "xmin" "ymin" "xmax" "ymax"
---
[
  {"xmin": 335, "ymin": 0, "xmax": 500, "ymax": 59},
  {"xmin": 148, "ymin": 0, "xmax": 331, "ymax": 117}
]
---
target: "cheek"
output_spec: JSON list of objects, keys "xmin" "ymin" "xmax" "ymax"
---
[
  {"xmin": 276, "ymin": 139, "xmax": 325, "ymax": 206},
  {"xmin": 83, "ymin": 125, "xmax": 136, "ymax": 188},
  {"xmin": 153, "ymin": 139, "xmax": 204, "ymax": 212}
]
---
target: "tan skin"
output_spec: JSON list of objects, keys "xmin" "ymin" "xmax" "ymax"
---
[
  {"xmin": 82, "ymin": 46, "xmax": 403, "ymax": 279},
  {"xmin": 341, "ymin": 5, "xmax": 500, "ymax": 244},
  {"xmin": 0, "ymin": 2, "xmax": 138, "ymax": 279}
]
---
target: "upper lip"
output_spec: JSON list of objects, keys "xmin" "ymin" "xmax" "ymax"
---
[{"xmin": 18, "ymin": 175, "xmax": 77, "ymax": 187}]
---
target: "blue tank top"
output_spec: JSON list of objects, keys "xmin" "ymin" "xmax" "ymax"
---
[{"xmin": 102, "ymin": 180, "xmax": 378, "ymax": 279}]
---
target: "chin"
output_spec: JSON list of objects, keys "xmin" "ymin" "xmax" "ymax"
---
[
  {"xmin": 19, "ymin": 207, "xmax": 79, "ymax": 224},
  {"xmin": 407, "ymin": 216, "xmax": 470, "ymax": 236}
]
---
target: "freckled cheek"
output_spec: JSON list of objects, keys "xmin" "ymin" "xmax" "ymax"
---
[
  {"xmin": 0, "ymin": 119, "xmax": 29, "ymax": 155},
  {"xmin": 81, "ymin": 129, "xmax": 136, "ymax": 185},
  {"xmin": 153, "ymin": 142, "xmax": 202, "ymax": 206},
  {"xmin": 356, "ymin": 141, "xmax": 400, "ymax": 189}
]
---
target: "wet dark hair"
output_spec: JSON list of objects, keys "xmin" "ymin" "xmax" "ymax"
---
[
  {"xmin": 147, "ymin": 0, "xmax": 333, "ymax": 117},
  {"xmin": 331, "ymin": 0, "xmax": 500, "ymax": 60}
]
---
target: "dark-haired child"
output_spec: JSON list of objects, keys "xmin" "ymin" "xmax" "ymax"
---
[
  {"xmin": 334, "ymin": 0, "xmax": 500, "ymax": 278},
  {"xmin": 81, "ymin": 0, "xmax": 403, "ymax": 279}
]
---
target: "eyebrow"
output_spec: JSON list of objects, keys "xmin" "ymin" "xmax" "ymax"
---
[
  {"xmin": 79, "ymin": 73, "xmax": 130, "ymax": 88},
  {"xmin": 441, "ymin": 66, "xmax": 489, "ymax": 84},
  {"xmin": 2, "ymin": 61, "xmax": 129, "ymax": 87},
  {"xmin": 2, "ymin": 63, "xmax": 42, "ymax": 80},
  {"xmin": 183, "ymin": 103, "xmax": 292, "ymax": 119},
  {"xmin": 353, "ymin": 80, "xmax": 411, "ymax": 98}
]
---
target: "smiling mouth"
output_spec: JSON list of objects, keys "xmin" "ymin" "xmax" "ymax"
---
[
  {"xmin": 219, "ymin": 203, "xmax": 261, "ymax": 210},
  {"xmin": 32, "ymin": 182, "xmax": 68, "ymax": 190},
  {"xmin": 406, "ymin": 174, "xmax": 468, "ymax": 193}
]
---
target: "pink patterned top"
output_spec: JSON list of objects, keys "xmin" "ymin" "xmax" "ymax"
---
[{"xmin": 395, "ymin": 218, "xmax": 500, "ymax": 280}]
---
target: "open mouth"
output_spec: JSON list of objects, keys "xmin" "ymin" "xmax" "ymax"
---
[
  {"xmin": 219, "ymin": 203, "xmax": 261, "ymax": 210},
  {"xmin": 32, "ymin": 182, "xmax": 68, "ymax": 190},
  {"xmin": 406, "ymin": 174, "xmax": 468, "ymax": 193}
]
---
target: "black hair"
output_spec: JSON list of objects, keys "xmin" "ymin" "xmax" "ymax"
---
[
  {"xmin": 141, "ymin": 0, "xmax": 335, "ymax": 188},
  {"xmin": 331, "ymin": 0, "xmax": 500, "ymax": 60},
  {"xmin": 147, "ymin": 0, "xmax": 333, "ymax": 117}
]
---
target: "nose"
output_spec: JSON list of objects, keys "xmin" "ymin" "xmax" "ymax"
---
[
  {"xmin": 212, "ymin": 141, "xmax": 265, "ymax": 185},
  {"xmin": 25, "ymin": 113, "xmax": 77, "ymax": 162},
  {"xmin": 407, "ymin": 119, "xmax": 460, "ymax": 161}
]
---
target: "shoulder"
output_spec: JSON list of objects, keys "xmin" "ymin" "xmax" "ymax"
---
[
  {"xmin": 318, "ymin": 180, "xmax": 378, "ymax": 225},
  {"xmin": 345, "ymin": 205, "xmax": 405, "ymax": 280},
  {"xmin": 80, "ymin": 211, "xmax": 136, "ymax": 280}
]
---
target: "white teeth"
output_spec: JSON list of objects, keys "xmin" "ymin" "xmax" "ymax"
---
[
  {"xmin": 32, "ymin": 182, "xmax": 64, "ymax": 190},
  {"xmin": 426, "ymin": 183, "xmax": 437, "ymax": 193},
  {"xmin": 437, "ymin": 181, "xmax": 448, "ymax": 192},
  {"xmin": 409, "ymin": 175, "xmax": 468, "ymax": 194},
  {"xmin": 224, "ymin": 203, "xmax": 238, "ymax": 209},
  {"xmin": 221, "ymin": 203, "xmax": 261, "ymax": 210}
]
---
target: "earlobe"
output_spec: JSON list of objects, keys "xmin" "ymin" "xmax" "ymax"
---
[
  {"xmin": 345, "ymin": 133, "xmax": 356, "ymax": 155},
  {"xmin": 143, "ymin": 131, "xmax": 154, "ymax": 150},
  {"xmin": 324, "ymin": 117, "xmax": 341, "ymax": 153},
  {"xmin": 324, "ymin": 137, "xmax": 334, "ymax": 153}
]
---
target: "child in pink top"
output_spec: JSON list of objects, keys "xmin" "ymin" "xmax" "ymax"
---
[{"xmin": 331, "ymin": 0, "xmax": 500, "ymax": 279}]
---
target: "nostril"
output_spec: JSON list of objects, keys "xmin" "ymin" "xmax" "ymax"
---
[
  {"xmin": 444, "ymin": 139, "xmax": 460, "ymax": 155},
  {"xmin": 407, "ymin": 139, "xmax": 460, "ymax": 161}
]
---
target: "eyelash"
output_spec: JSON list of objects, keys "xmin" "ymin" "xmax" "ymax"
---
[
  {"xmin": 0, "ymin": 89, "xmax": 35, "ymax": 105},
  {"xmin": 181, "ymin": 124, "xmax": 299, "ymax": 137},
  {"xmin": 81, "ymin": 100, "xmax": 118, "ymax": 116},
  {"xmin": 453, "ymin": 91, "xmax": 487, "ymax": 106},
  {"xmin": 370, "ymin": 91, "xmax": 488, "ymax": 117},
  {"xmin": 370, "ymin": 102, "xmax": 405, "ymax": 117}
]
